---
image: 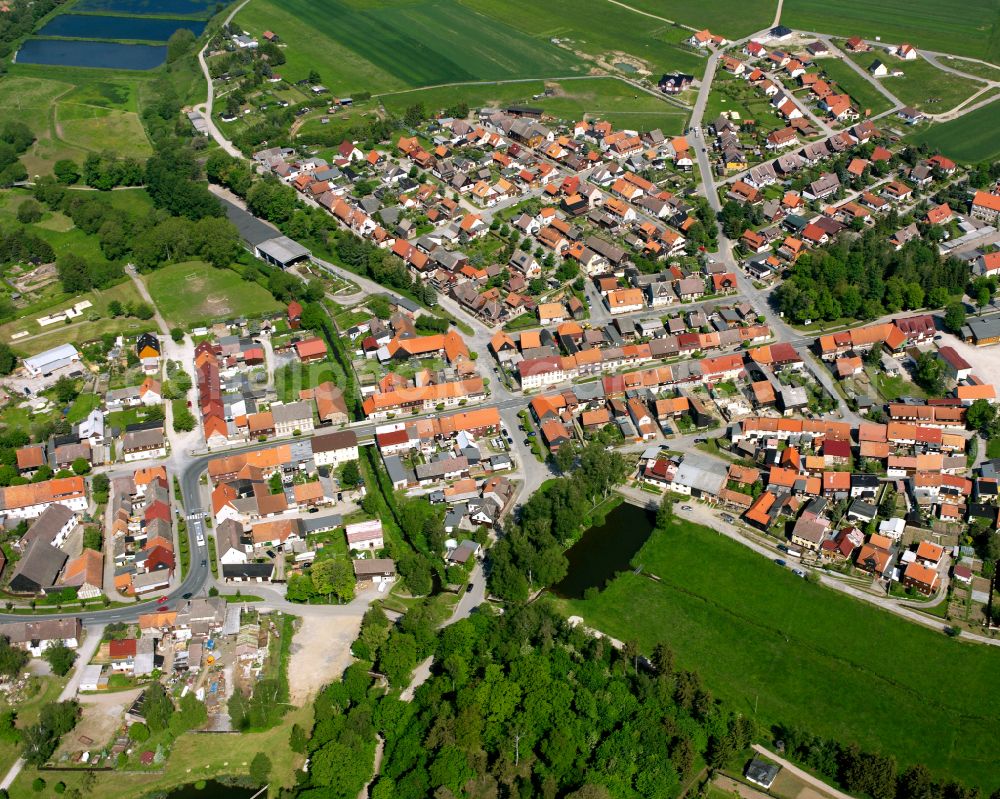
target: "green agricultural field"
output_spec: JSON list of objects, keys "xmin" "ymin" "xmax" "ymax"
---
[
  {"xmin": 144, "ymin": 261, "xmax": 281, "ymax": 328},
  {"xmin": 464, "ymin": 0, "xmax": 704, "ymax": 77},
  {"xmin": 844, "ymin": 51, "xmax": 984, "ymax": 111},
  {"xmin": 906, "ymin": 97, "xmax": 1000, "ymax": 162},
  {"xmin": 783, "ymin": 0, "xmax": 1000, "ymax": 63},
  {"xmin": 559, "ymin": 519, "xmax": 1000, "ymax": 787},
  {"xmin": 237, "ymin": 0, "xmax": 587, "ymax": 95},
  {"xmin": 618, "ymin": 0, "xmax": 776, "ymax": 39},
  {"xmin": 816, "ymin": 56, "xmax": 892, "ymax": 116}
]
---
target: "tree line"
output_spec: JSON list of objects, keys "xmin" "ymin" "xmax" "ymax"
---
[
  {"xmin": 206, "ymin": 149, "xmax": 437, "ymax": 308},
  {"xmin": 777, "ymin": 723, "xmax": 992, "ymax": 799}
]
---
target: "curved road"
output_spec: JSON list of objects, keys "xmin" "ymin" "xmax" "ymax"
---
[
  {"xmin": 0, "ymin": 453, "xmax": 214, "ymax": 626},
  {"xmin": 194, "ymin": 0, "xmax": 252, "ymax": 158}
]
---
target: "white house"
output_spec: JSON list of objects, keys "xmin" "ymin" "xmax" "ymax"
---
[
  {"xmin": 311, "ymin": 430, "xmax": 359, "ymax": 468},
  {"xmin": 0, "ymin": 617, "xmax": 82, "ymax": 656},
  {"xmin": 23, "ymin": 344, "xmax": 80, "ymax": 377},
  {"xmin": 345, "ymin": 519, "xmax": 384, "ymax": 552}
]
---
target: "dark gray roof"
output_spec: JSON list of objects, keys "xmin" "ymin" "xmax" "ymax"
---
[
  {"xmin": 20, "ymin": 505, "xmax": 74, "ymax": 550},
  {"xmin": 9, "ymin": 542, "xmax": 67, "ymax": 593},
  {"xmin": 218, "ymin": 197, "xmax": 280, "ymax": 247}
]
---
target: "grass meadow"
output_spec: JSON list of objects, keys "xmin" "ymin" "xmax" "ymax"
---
[
  {"xmin": 0, "ymin": 281, "xmax": 152, "ymax": 355},
  {"xmin": 0, "ymin": 69, "xmax": 151, "ymax": 174},
  {"xmin": 843, "ymin": 50, "xmax": 985, "ymax": 112},
  {"xmin": 559, "ymin": 519, "xmax": 1000, "ymax": 787},
  {"xmin": 817, "ymin": 56, "xmax": 893, "ymax": 116},
  {"xmin": 144, "ymin": 261, "xmax": 281, "ymax": 328},
  {"xmin": 783, "ymin": 0, "xmax": 1000, "ymax": 63},
  {"xmin": 379, "ymin": 77, "xmax": 688, "ymax": 133}
]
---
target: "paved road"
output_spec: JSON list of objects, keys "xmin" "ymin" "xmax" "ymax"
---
[
  {"xmin": 401, "ymin": 560, "xmax": 487, "ymax": 700},
  {"xmin": 194, "ymin": 0, "xmax": 251, "ymax": 158}
]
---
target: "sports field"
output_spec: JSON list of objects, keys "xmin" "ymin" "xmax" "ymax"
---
[
  {"xmin": 817, "ymin": 57, "xmax": 892, "ymax": 116},
  {"xmin": 560, "ymin": 519, "xmax": 1000, "ymax": 787},
  {"xmin": 783, "ymin": 0, "xmax": 1000, "ymax": 63},
  {"xmin": 144, "ymin": 261, "xmax": 281, "ymax": 327},
  {"xmin": 236, "ymin": 0, "xmax": 586, "ymax": 94},
  {"xmin": 907, "ymin": 97, "xmax": 1000, "ymax": 162}
]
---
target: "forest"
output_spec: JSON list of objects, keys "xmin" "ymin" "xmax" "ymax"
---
[
  {"xmin": 294, "ymin": 601, "xmax": 750, "ymax": 799},
  {"xmin": 771, "ymin": 219, "xmax": 968, "ymax": 324}
]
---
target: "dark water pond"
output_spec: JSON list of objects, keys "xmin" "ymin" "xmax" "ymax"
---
[
  {"xmin": 37, "ymin": 14, "xmax": 206, "ymax": 41},
  {"xmin": 17, "ymin": 38, "xmax": 167, "ymax": 70},
  {"xmin": 551, "ymin": 502, "xmax": 656, "ymax": 599},
  {"xmin": 163, "ymin": 779, "xmax": 258, "ymax": 799},
  {"xmin": 73, "ymin": 0, "xmax": 219, "ymax": 16}
]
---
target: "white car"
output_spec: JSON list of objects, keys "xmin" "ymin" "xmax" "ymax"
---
[{"xmin": 196, "ymin": 535, "xmax": 205, "ymax": 546}]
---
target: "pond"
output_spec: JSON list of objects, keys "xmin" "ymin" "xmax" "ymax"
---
[
  {"xmin": 37, "ymin": 14, "xmax": 207, "ymax": 42},
  {"xmin": 163, "ymin": 779, "xmax": 258, "ymax": 799},
  {"xmin": 72, "ymin": 0, "xmax": 219, "ymax": 16},
  {"xmin": 551, "ymin": 501, "xmax": 655, "ymax": 599},
  {"xmin": 17, "ymin": 39, "xmax": 167, "ymax": 70},
  {"xmin": 614, "ymin": 61, "xmax": 638, "ymax": 74}
]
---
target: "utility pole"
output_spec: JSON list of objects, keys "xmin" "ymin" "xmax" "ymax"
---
[{"xmin": 514, "ymin": 731, "xmax": 521, "ymax": 767}]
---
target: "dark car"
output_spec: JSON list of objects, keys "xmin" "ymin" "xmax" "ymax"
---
[
  {"xmin": 201, "ymin": 559, "xmax": 207, "ymax": 567},
  {"xmin": 466, "ymin": 583, "xmax": 474, "ymax": 593},
  {"xmin": 182, "ymin": 592, "xmax": 193, "ymax": 599},
  {"xmin": 774, "ymin": 559, "xmax": 787, "ymax": 567},
  {"xmin": 777, "ymin": 544, "xmax": 789, "ymax": 553}
]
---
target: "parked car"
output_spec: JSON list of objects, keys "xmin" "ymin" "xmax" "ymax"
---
[
  {"xmin": 792, "ymin": 568, "xmax": 807, "ymax": 579},
  {"xmin": 774, "ymin": 559, "xmax": 787, "ymax": 567},
  {"xmin": 466, "ymin": 583, "xmax": 474, "ymax": 594},
  {"xmin": 681, "ymin": 505, "xmax": 693, "ymax": 511}
]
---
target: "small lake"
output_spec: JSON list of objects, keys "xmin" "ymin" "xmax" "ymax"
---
[
  {"xmin": 72, "ymin": 0, "xmax": 219, "ymax": 16},
  {"xmin": 37, "ymin": 14, "xmax": 206, "ymax": 41},
  {"xmin": 551, "ymin": 502, "xmax": 655, "ymax": 599},
  {"xmin": 17, "ymin": 39, "xmax": 167, "ymax": 70},
  {"xmin": 615, "ymin": 61, "xmax": 638, "ymax": 73},
  {"xmin": 162, "ymin": 779, "xmax": 258, "ymax": 799}
]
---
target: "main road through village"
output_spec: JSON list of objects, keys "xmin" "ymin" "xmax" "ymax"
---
[{"xmin": 0, "ymin": 13, "xmax": 984, "ymax": 640}]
